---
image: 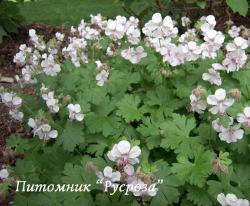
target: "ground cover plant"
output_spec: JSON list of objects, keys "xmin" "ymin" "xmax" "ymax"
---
[{"xmin": 0, "ymin": 12, "xmax": 250, "ymax": 206}]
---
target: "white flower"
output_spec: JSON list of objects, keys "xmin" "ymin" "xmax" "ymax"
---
[
  {"xmin": 29, "ymin": 29, "xmax": 46, "ymax": 51},
  {"xmin": 105, "ymin": 16, "xmax": 127, "ymax": 40},
  {"xmin": 21, "ymin": 65, "xmax": 37, "ymax": 84},
  {"xmin": 1, "ymin": 92, "xmax": 22, "ymax": 109},
  {"xmin": 219, "ymin": 123, "xmax": 244, "ymax": 143},
  {"xmin": 40, "ymin": 86, "xmax": 60, "ymax": 113},
  {"xmin": 190, "ymin": 93, "xmax": 207, "ymax": 114},
  {"xmin": 201, "ymin": 30, "xmax": 225, "ymax": 59},
  {"xmin": 67, "ymin": 104, "xmax": 85, "ymax": 121},
  {"xmin": 142, "ymin": 13, "xmax": 178, "ymax": 39},
  {"xmin": 1, "ymin": 92, "xmax": 23, "ymax": 121},
  {"xmin": 90, "ymin": 13, "xmax": 106, "ymax": 29},
  {"xmin": 41, "ymin": 54, "xmax": 61, "ymax": 76},
  {"xmin": 106, "ymin": 47, "xmax": 114, "ymax": 56},
  {"xmin": 226, "ymin": 37, "xmax": 248, "ymax": 52},
  {"xmin": 211, "ymin": 63, "xmax": 227, "ymax": 71},
  {"xmin": 96, "ymin": 166, "xmax": 121, "ymax": 184},
  {"xmin": 202, "ymin": 68, "xmax": 222, "ymax": 86},
  {"xmin": 160, "ymin": 42, "xmax": 185, "ymax": 66},
  {"xmin": 55, "ymin": 32, "xmax": 65, "ymax": 41},
  {"xmin": 96, "ymin": 70, "xmax": 109, "ymax": 86},
  {"xmin": 0, "ymin": 169, "xmax": 9, "ymax": 179},
  {"xmin": 107, "ymin": 140, "xmax": 141, "ymax": 166},
  {"xmin": 217, "ymin": 193, "xmax": 249, "ymax": 206},
  {"xmin": 121, "ymin": 46, "xmax": 147, "ymax": 64},
  {"xmin": 237, "ymin": 107, "xmax": 250, "ymax": 127},
  {"xmin": 62, "ymin": 37, "xmax": 87, "ymax": 67},
  {"xmin": 207, "ymin": 89, "xmax": 234, "ymax": 115},
  {"xmin": 181, "ymin": 16, "xmax": 191, "ymax": 27},
  {"xmin": 9, "ymin": 110, "xmax": 24, "ymax": 121},
  {"xmin": 200, "ymin": 15, "xmax": 216, "ymax": 34},
  {"xmin": 222, "ymin": 50, "xmax": 247, "ymax": 72},
  {"xmin": 28, "ymin": 118, "xmax": 58, "ymax": 141},
  {"xmin": 228, "ymin": 26, "xmax": 241, "ymax": 38}
]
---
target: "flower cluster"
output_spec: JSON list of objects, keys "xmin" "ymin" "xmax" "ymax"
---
[
  {"xmin": 121, "ymin": 46, "xmax": 147, "ymax": 64},
  {"xmin": 217, "ymin": 193, "xmax": 249, "ymax": 206},
  {"xmin": 95, "ymin": 60, "xmax": 109, "ymax": 86},
  {"xmin": 40, "ymin": 84, "xmax": 60, "ymax": 113},
  {"xmin": 67, "ymin": 104, "xmax": 85, "ymax": 121},
  {"xmin": 96, "ymin": 140, "xmax": 158, "ymax": 198},
  {"xmin": 28, "ymin": 118, "xmax": 58, "ymax": 141},
  {"xmin": 0, "ymin": 92, "xmax": 23, "ymax": 121}
]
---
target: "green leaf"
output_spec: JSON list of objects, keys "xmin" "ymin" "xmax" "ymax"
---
[
  {"xmin": 171, "ymin": 149, "xmax": 214, "ymax": 187},
  {"xmin": 6, "ymin": 134, "xmax": 31, "ymax": 154},
  {"xmin": 0, "ymin": 26, "xmax": 7, "ymax": 43},
  {"xmin": 137, "ymin": 117, "xmax": 161, "ymax": 149},
  {"xmin": 150, "ymin": 160, "xmax": 181, "ymax": 206},
  {"xmin": 57, "ymin": 122, "xmax": 85, "ymax": 152},
  {"xmin": 62, "ymin": 163, "xmax": 85, "ymax": 184},
  {"xmin": 187, "ymin": 187, "xmax": 214, "ymax": 206},
  {"xmin": 116, "ymin": 94, "xmax": 147, "ymax": 122},
  {"xmin": 160, "ymin": 114, "xmax": 202, "ymax": 158},
  {"xmin": 226, "ymin": 0, "xmax": 249, "ymax": 16}
]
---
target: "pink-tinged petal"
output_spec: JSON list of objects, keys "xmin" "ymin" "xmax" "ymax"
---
[
  {"xmin": 219, "ymin": 131, "xmax": 231, "ymax": 143},
  {"xmin": 117, "ymin": 140, "xmax": 131, "ymax": 154},
  {"xmin": 190, "ymin": 94, "xmax": 197, "ymax": 102},
  {"xmin": 103, "ymin": 166, "xmax": 113, "ymax": 178},
  {"xmin": 147, "ymin": 186, "xmax": 158, "ymax": 197},
  {"xmin": 217, "ymin": 193, "xmax": 227, "ymax": 206},
  {"xmin": 49, "ymin": 130, "xmax": 58, "ymax": 139},
  {"xmin": 129, "ymin": 146, "xmax": 141, "ymax": 158},
  {"xmin": 209, "ymin": 106, "xmax": 219, "ymax": 114},
  {"xmin": 237, "ymin": 113, "xmax": 247, "ymax": 123},
  {"xmin": 215, "ymin": 89, "xmax": 226, "ymax": 101},
  {"xmin": 226, "ymin": 194, "xmax": 238, "ymax": 203},
  {"xmin": 223, "ymin": 98, "xmax": 234, "ymax": 107},
  {"xmin": 110, "ymin": 144, "xmax": 121, "ymax": 158},
  {"xmin": 75, "ymin": 113, "xmax": 84, "ymax": 121},
  {"xmin": 207, "ymin": 95, "xmax": 218, "ymax": 105},
  {"xmin": 110, "ymin": 171, "xmax": 121, "ymax": 182},
  {"xmin": 244, "ymin": 107, "xmax": 250, "ymax": 117},
  {"xmin": 96, "ymin": 171, "xmax": 104, "ymax": 180},
  {"xmin": 226, "ymin": 43, "xmax": 236, "ymax": 51},
  {"xmin": 202, "ymin": 73, "xmax": 210, "ymax": 81},
  {"xmin": 107, "ymin": 151, "xmax": 117, "ymax": 162},
  {"xmin": 28, "ymin": 118, "xmax": 36, "ymax": 128},
  {"xmin": 124, "ymin": 164, "xmax": 135, "ymax": 176},
  {"xmin": 212, "ymin": 119, "xmax": 221, "ymax": 132},
  {"xmin": 234, "ymin": 129, "xmax": 244, "ymax": 140},
  {"xmin": 74, "ymin": 104, "xmax": 81, "ymax": 113},
  {"xmin": 128, "ymin": 157, "xmax": 140, "ymax": 165},
  {"xmin": 152, "ymin": 13, "xmax": 162, "ymax": 24}
]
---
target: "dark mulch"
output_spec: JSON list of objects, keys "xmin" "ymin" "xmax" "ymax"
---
[
  {"xmin": 0, "ymin": 23, "xmax": 69, "ymax": 147},
  {"xmin": 0, "ymin": 24, "xmax": 68, "ymax": 205}
]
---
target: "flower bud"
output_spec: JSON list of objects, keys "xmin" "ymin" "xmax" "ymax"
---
[
  {"xmin": 212, "ymin": 158, "xmax": 228, "ymax": 173},
  {"xmin": 192, "ymin": 86, "xmax": 205, "ymax": 97},
  {"xmin": 63, "ymin": 95, "xmax": 71, "ymax": 103},
  {"xmin": 241, "ymin": 27, "xmax": 250, "ymax": 38},
  {"xmin": 85, "ymin": 162, "xmax": 98, "ymax": 172},
  {"xmin": 229, "ymin": 89, "xmax": 241, "ymax": 101},
  {"xmin": 225, "ymin": 20, "xmax": 234, "ymax": 27},
  {"xmin": 160, "ymin": 69, "xmax": 172, "ymax": 77}
]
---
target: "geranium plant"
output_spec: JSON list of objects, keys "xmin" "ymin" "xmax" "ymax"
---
[{"xmin": 1, "ymin": 13, "xmax": 250, "ymax": 206}]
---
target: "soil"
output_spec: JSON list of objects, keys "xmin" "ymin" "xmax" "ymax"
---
[{"xmin": 0, "ymin": 24, "xmax": 68, "ymax": 205}]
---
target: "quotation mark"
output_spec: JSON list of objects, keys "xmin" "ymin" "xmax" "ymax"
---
[
  {"xmin": 96, "ymin": 179, "xmax": 103, "ymax": 184},
  {"xmin": 157, "ymin": 179, "xmax": 164, "ymax": 184}
]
